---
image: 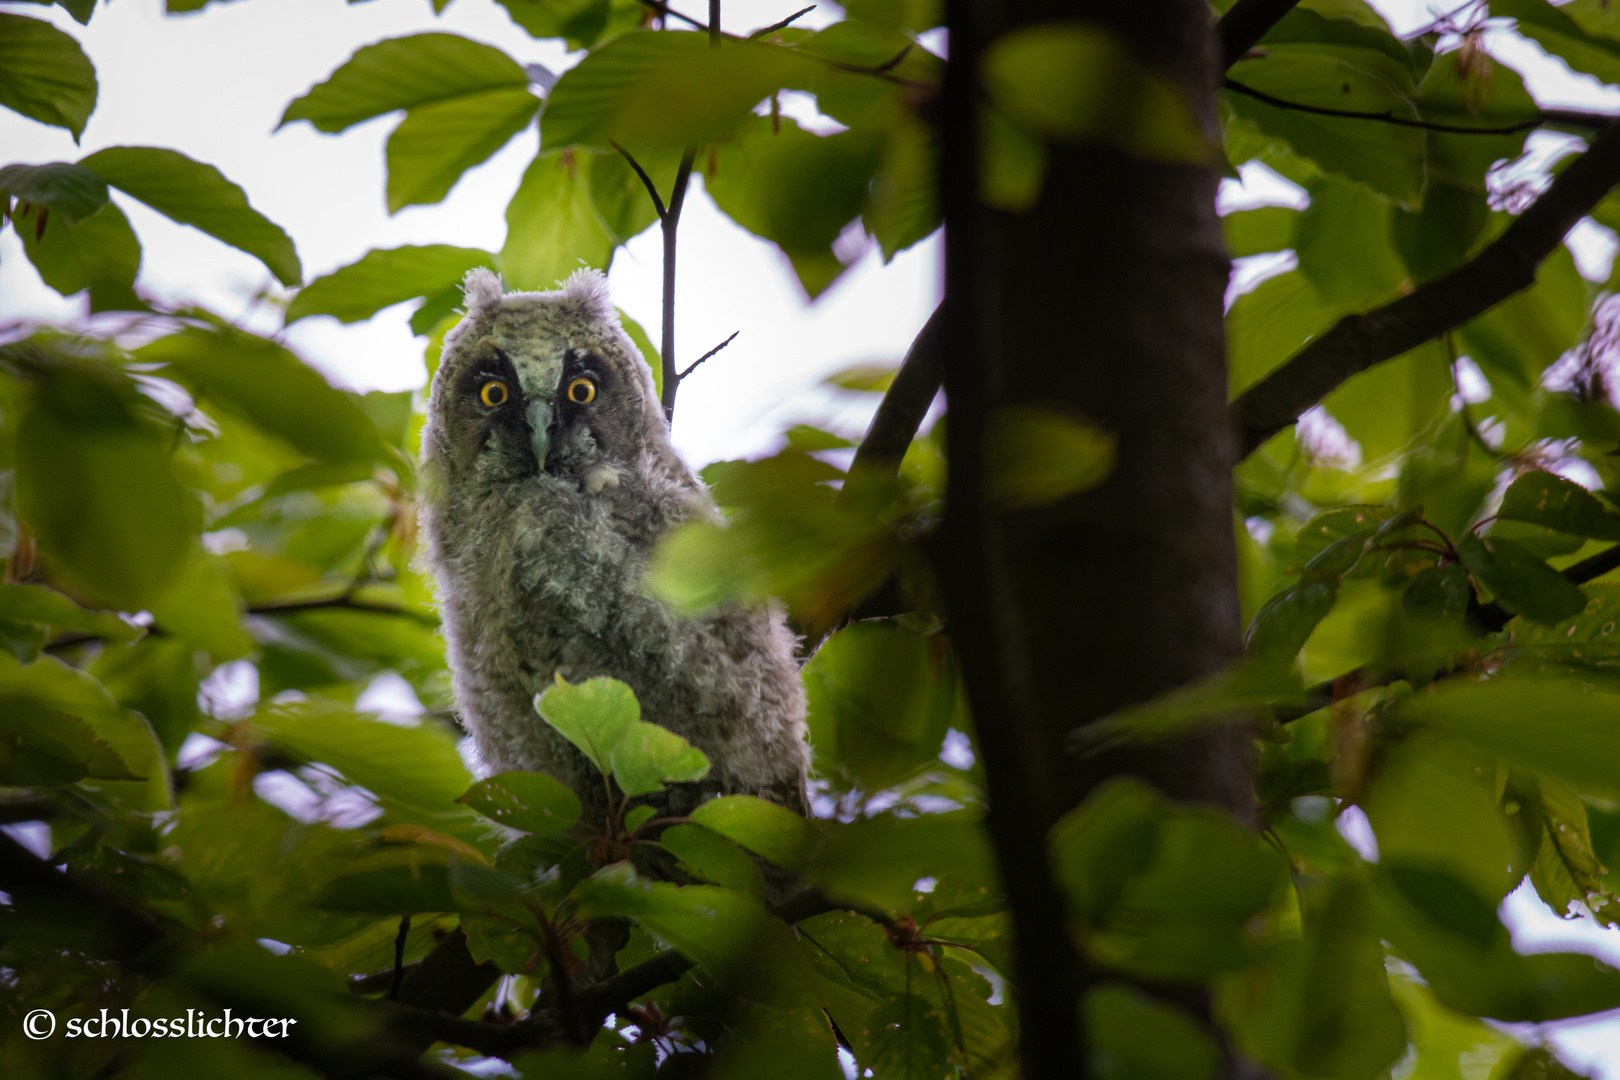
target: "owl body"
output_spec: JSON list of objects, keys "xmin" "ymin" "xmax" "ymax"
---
[{"xmin": 419, "ymin": 269, "xmax": 808, "ymax": 821}]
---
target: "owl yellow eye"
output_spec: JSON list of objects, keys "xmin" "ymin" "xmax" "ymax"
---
[
  {"xmin": 479, "ymin": 380, "xmax": 508, "ymax": 407},
  {"xmin": 567, "ymin": 377, "xmax": 596, "ymax": 405}
]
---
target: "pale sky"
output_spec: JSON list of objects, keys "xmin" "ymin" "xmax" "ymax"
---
[{"xmin": 4, "ymin": 0, "xmax": 1620, "ymax": 1072}]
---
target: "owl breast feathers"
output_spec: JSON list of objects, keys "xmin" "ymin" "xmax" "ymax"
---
[{"xmin": 418, "ymin": 268, "xmax": 809, "ymax": 820}]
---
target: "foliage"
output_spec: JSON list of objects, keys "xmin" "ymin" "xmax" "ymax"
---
[{"xmin": 5, "ymin": 0, "xmax": 1620, "ymax": 1078}]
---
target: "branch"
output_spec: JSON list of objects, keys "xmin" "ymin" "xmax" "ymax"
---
[
  {"xmin": 848, "ymin": 303, "xmax": 945, "ymax": 476},
  {"xmin": 634, "ymin": 0, "xmax": 708, "ymax": 31},
  {"xmin": 609, "ymin": 141, "xmax": 667, "ymax": 220},
  {"xmin": 677, "ymin": 331, "xmax": 738, "ymax": 382},
  {"xmin": 748, "ymin": 5, "xmax": 815, "ymax": 39},
  {"xmin": 1231, "ymin": 118, "xmax": 1620, "ymax": 458},
  {"xmin": 1216, "ymin": 0, "xmax": 1302, "ymax": 69},
  {"xmin": 659, "ymin": 147, "xmax": 698, "ymax": 422},
  {"xmin": 1224, "ymin": 78, "xmax": 1615, "ymax": 135}
]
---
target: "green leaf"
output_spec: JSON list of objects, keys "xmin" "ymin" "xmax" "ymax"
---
[
  {"xmin": 496, "ymin": 0, "xmax": 641, "ymax": 50},
  {"xmin": 0, "ymin": 694, "xmax": 140, "ymax": 786},
  {"xmin": 866, "ymin": 118, "xmax": 939, "ymax": 261},
  {"xmin": 802, "ymin": 619, "xmax": 956, "ymax": 790},
  {"xmin": 146, "ymin": 552, "xmax": 255, "ymax": 661},
  {"xmin": 1455, "ymin": 531, "xmax": 1587, "ymax": 626},
  {"xmin": 688, "ymin": 794, "xmax": 820, "ymax": 871},
  {"xmin": 1402, "ymin": 563, "xmax": 1471, "ymax": 623},
  {"xmin": 500, "ymin": 150, "xmax": 616, "ymax": 290},
  {"xmin": 0, "ymin": 582, "xmax": 139, "ymax": 642},
  {"xmin": 979, "ymin": 103, "xmax": 1047, "ymax": 213},
  {"xmin": 1492, "ymin": 0, "xmax": 1620, "ymax": 88},
  {"xmin": 1085, "ymin": 982, "xmax": 1218, "ymax": 1080},
  {"xmin": 1222, "ymin": 205, "xmax": 1297, "ymax": 258},
  {"xmin": 982, "ymin": 405, "xmax": 1115, "ymax": 509},
  {"xmin": 0, "ymin": 161, "xmax": 106, "ymax": 223},
  {"xmin": 610, "ymin": 720, "xmax": 710, "ymax": 797},
  {"xmin": 1247, "ymin": 581, "xmax": 1341, "ymax": 662},
  {"xmin": 1458, "ymin": 244, "xmax": 1587, "ymax": 393},
  {"xmin": 1225, "ymin": 46, "xmax": 1425, "ymax": 206},
  {"xmin": 1529, "ymin": 776, "xmax": 1608, "ymax": 918},
  {"xmin": 1414, "ymin": 49, "xmax": 1537, "ymax": 193},
  {"xmin": 1321, "ymin": 341, "xmax": 1454, "ymax": 462},
  {"xmin": 279, "ymin": 32, "xmax": 531, "ymax": 134},
  {"xmin": 385, "ymin": 87, "xmax": 540, "ymax": 213},
  {"xmin": 14, "ymin": 199, "xmax": 142, "ymax": 312},
  {"xmin": 982, "ymin": 22, "xmax": 1209, "ymax": 164},
  {"xmin": 16, "ymin": 361, "xmax": 194, "ymax": 608},
  {"xmin": 657, "ymin": 823, "xmax": 766, "ymax": 896},
  {"xmin": 315, "ymin": 845, "xmax": 520, "ymax": 914},
  {"xmin": 540, "ymin": 31, "xmax": 816, "ymax": 150},
  {"xmin": 1399, "ymin": 679, "xmax": 1620, "ymax": 799},
  {"xmin": 1295, "ymin": 176, "xmax": 1406, "ymax": 307},
  {"xmin": 458, "ymin": 771, "xmax": 582, "ymax": 833},
  {"xmin": 704, "ymin": 117, "xmax": 885, "ymax": 299},
  {"xmin": 141, "ymin": 326, "xmax": 391, "ymax": 467},
  {"xmin": 804, "ymin": 814, "xmax": 999, "ymax": 911},
  {"xmin": 286, "ymin": 245, "xmax": 494, "ymax": 325},
  {"xmin": 1226, "ymin": 269, "xmax": 1342, "ymax": 395},
  {"xmin": 0, "ymin": 651, "xmax": 169, "ymax": 810},
  {"xmin": 574, "ymin": 862, "xmax": 815, "ymax": 1005},
  {"xmin": 78, "ymin": 146, "xmax": 301, "ymax": 286},
  {"xmin": 1392, "ymin": 182, "xmax": 1488, "ymax": 283},
  {"xmin": 534, "ymin": 675, "xmax": 640, "ymax": 777},
  {"xmin": 857, "ymin": 993, "xmax": 953, "ymax": 1080},
  {"xmin": 0, "ymin": 13, "xmax": 97, "ymax": 139},
  {"xmin": 1499, "ymin": 470, "xmax": 1620, "ymax": 540}
]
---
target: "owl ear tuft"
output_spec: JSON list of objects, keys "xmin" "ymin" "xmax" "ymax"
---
[
  {"xmin": 462, "ymin": 268, "xmax": 504, "ymax": 316},
  {"xmin": 561, "ymin": 267, "xmax": 615, "ymax": 322}
]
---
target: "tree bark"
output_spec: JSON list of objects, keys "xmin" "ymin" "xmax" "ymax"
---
[{"xmin": 939, "ymin": 2, "xmax": 1250, "ymax": 1078}]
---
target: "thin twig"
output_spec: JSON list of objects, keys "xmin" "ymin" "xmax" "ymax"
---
[
  {"xmin": 678, "ymin": 331, "xmax": 738, "ymax": 381},
  {"xmin": 633, "ymin": 0, "xmax": 707, "ymax": 31},
  {"xmin": 872, "ymin": 44, "xmax": 913, "ymax": 73},
  {"xmin": 1225, "ymin": 78, "xmax": 1614, "ymax": 135},
  {"xmin": 608, "ymin": 141, "xmax": 667, "ymax": 220},
  {"xmin": 748, "ymin": 5, "xmax": 815, "ymax": 39},
  {"xmin": 660, "ymin": 148, "xmax": 698, "ymax": 421},
  {"xmin": 1216, "ymin": 0, "xmax": 1303, "ymax": 69},
  {"xmin": 390, "ymin": 915, "xmax": 412, "ymax": 1001}
]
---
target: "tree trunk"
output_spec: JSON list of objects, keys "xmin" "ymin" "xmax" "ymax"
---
[{"xmin": 938, "ymin": 2, "xmax": 1249, "ymax": 1077}]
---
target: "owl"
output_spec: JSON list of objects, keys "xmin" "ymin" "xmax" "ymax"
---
[{"xmin": 418, "ymin": 268, "xmax": 809, "ymax": 825}]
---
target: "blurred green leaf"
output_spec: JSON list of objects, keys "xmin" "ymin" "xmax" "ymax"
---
[
  {"xmin": 1458, "ymin": 244, "xmax": 1587, "ymax": 394},
  {"xmin": 803, "ymin": 620, "xmax": 955, "ymax": 790},
  {"xmin": 316, "ymin": 844, "xmax": 522, "ymax": 914},
  {"xmin": 0, "ymin": 582, "xmax": 138, "ymax": 642},
  {"xmin": 286, "ymin": 245, "xmax": 493, "ymax": 325},
  {"xmin": 866, "ymin": 118, "xmax": 939, "ymax": 260},
  {"xmin": 575, "ymin": 862, "xmax": 815, "ymax": 1005},
  {"xmin": 980, "ymin": 103, "xmax": 1047, "ymax": 213},
  {"xmin": 983, "ymin": 405, "xmax": 1114, "ymax": 509},
  {"xmin": 1492, "ymin": 0, "xmax": 1620, "ymax": 88},
  {"xmin": 79, "ymin": 146, "xmax": 301, "ymax": 285},
  {"xmin": 0, "ymin": 694, "xmax": 139, "ymax": 786},
  {"xmin": 1296, "ymin": 176, "xmax": 1406, "ymax": 308},
  {"xmin": 0, "ymin": 13, "xmax": 97, "ymax": 139},
  {"xmin": 1222, "ymin": 205, "xmax": 1297, "ymax": 258},
  {"xmin": 142, "ymin": 326, "xmax": 391, "ymax": 467},
  {"xmin": 0, "ymin": 161, "xmax": 106, "ymax": 223},
  {"xmin": 496, "ymin": 0, "xmax": 641, "ymax": 51},
  {"xmin": 705, "ymin": 117, "xmax": 884, "ymax": 298},
  {"xmin": 279, "ymin": 32, "xmax": 530, "ymax": 133},
  {"xmin": 658, "ymin": 823, "xmax": 766, "ymax": 895},
  {"xmin": 857, "ymin": 993, "xmax": 953, "ymax": 1080},
  {"xmin": 459, "ymin": 770, "xmax": 582, "ymax": 833},
  {"xmin": 617, "ymin": 307, "xmax": 662, "ymax": 398},
  {"xmin": 689, "ymin": 793, "xmax": 820, "ymax": 870},
  {"xmin": 610, "ymin": 720, "xmax": 710, "ymax": 797},
  {"xmin": 804, "ymin": 813, "xmax": 999, "ymax": 912},
  {"xmin": 983, "ymin": 22, "xmax": 1210, "ymax": 163},
  {"xmin": 16, "ymin": 359, "xmax": 194, "ymax": 607},
  {"xmin": 535, "ymin": 675, "xmax": 639, "ymax": 778},
  {"xmin": 1085, "ymin": 982, "xmax": 1218, "ymax": 1080},
  {"xmin": 501, "ymin": 150, "xmax": 616, "ymax": 290},
  {"xmin": 1225, "ymin": 45, "xmax": 1425, "ymax": 206},
  {"xmin": 1226, "ymin": 269, "xmax": 1342, "ymax": 395},
  {"xmin": 541, "ymin": 31, "xmax": 815, "ymax": 150}
]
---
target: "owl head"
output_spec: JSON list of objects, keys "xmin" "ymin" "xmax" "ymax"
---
[{"xmin": 421, "ymin": 268, "xmax": 666, "ymax": 499}]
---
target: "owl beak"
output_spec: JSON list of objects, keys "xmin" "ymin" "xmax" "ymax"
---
[{"xmin": 525, "ymin": 399, "xmax": 555, "ymax": 466}]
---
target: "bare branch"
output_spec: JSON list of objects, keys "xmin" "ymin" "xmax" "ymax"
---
[
  {"xmin": 848, "ymin": 303, "xmax": 944, "ymax": 476},
  {"xmin": 1215, "ymin": 0, "xmax": 1302, "ymax": 69},
  {"xmin": 1224, "ymin": 78, "xmax": 1613, "ymax": 136},
  {"xmin": 677, "ymin": 331, "xmax": 739, "ymax": 382},
  {"xmin": 660, "ymin": 147, "xmax": 698, "ymax": 422},
  {"xmin": 1231, "ymin": 119, "xmax": 1620, "ymax": 458},
  {"xmin": 633, "ymin": 0, "xmax": 708, "ymax": 31},
  {"xmin": 749, "ymin": 5, "xmax": 816, "ymax": 39},
  {"xmin": 609, "ymin": 141, "xmax": 667, "ymax": 220}
]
